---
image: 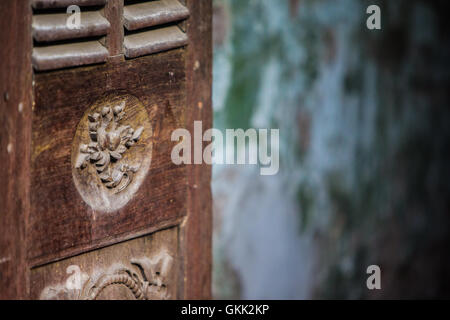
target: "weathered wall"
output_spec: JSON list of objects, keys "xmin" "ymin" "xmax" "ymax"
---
[{"xmin": 212, "ymin": 0, "xmax": 450, "ymax": 299}]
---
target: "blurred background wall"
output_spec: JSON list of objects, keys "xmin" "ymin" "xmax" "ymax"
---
[{"xmin": 211, "ymin": 0, "xmax": 450, "ymax": 299}]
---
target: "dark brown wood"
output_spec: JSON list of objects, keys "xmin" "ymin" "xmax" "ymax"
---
[
  {"xmin": 1, "ymin": 0, "xmax": 212, "ymax": 300},
  {"xmin": 30, "ymin": 48, "xmax": 188, "ymax": 267},
  {"xmin": 104, "ymin": 0, "xmax": 124, "ymax": 57},
  {"xmin": 30, "ymin": 227, "xmax": 179, "ymax": 300},
  {"xmin": 32, "ymin": 11, "xmax": 110, "ymax": 42},
  {"xmin": 32, "ymin": 0, "xmax": 107, "ymax": 9},
  {"xmin": 0, "ymin": 0, "xmax": 33, "ymax": 300},
  {"xmin": 124, "ymin": 26, "xmax": 188, "ymax": 58},
  {"xmin": 123, "ymin": 0, "xmax": 189, "ymax": 31},
  {"xmin": 183, "ymin": 0, "xmax": 213, "ymax": 299},
  {"xmin": 32, "ymin": 42, "xmax": 109, "ymax": 71}
]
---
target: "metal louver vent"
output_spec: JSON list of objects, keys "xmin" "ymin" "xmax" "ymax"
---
[
  {"xmin": 123, "ymin": 0, "xmax": 189, "ymax": 58},
  {"xmin": 32, "ymin": 0, "xmax": 110, "ymax": 71}
]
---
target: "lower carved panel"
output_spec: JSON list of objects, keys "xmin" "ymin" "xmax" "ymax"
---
[{"xmin": 30, "ymin": 227, "xmax": 179, "ymax": 300}]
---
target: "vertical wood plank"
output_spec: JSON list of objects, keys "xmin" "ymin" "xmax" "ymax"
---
[
  {"xmin": 104, "ymin": 0, "xmax": 124, "ymax": 57},
  {"xmin": 0, "ymin": 0, "xmax": 33, "ymax": 299},
  {"xmin": 183, "ymin": 0, "xmax": 213, "ymax": 299}
]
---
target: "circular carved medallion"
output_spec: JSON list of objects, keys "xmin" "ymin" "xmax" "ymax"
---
[{"xmin": 71, "ymin": 94, "xmax": 152, "ymax": 212}]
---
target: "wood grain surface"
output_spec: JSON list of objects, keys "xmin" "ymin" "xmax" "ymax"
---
[
  {"xmin": 0, "ymin": 0, "xmax": 212, "ymax": 300},
  {"xmin": 183, "ymin": 0, "xmax": 213, "ymax": 299},
  {"xmin": 30, "ymin": 49, "xmax": 188, "ymax": 267},
  {"xmin": 0, "ymin": 0, "xmax": 33, "ymax": 300},
  {"xmin": 31, "ymin": 227, "xmax": 179, "ymax": 300}
]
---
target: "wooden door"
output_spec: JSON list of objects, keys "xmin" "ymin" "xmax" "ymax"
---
[{"xmin": 0, "ymin": 0, "xmax": 211, "ymax": 300}]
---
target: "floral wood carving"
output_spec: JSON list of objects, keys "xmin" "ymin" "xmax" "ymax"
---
[
  {"xmin": 71, "ymin": 94, "xmax": 153, "ymax": 212},
  {"xmin": 40, "ymin": 251, "xmax": 174, "ymax": 300},
  {"xmin": 75, "ymin": 101, "xmax": 144, "ymax": 193}
]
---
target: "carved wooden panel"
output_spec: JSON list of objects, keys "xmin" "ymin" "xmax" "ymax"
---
[
  {"xmin": 71, "ymin": 94, "xmax": 153, "ymax": 211},
  {"xmin": 31, "ymin": 227, "xmax": 179, "ymax": 300},
  {"xmin": 0, "ymin": 0, "xmax": 211, "ymax": 300},
  {"xmin": 30, "ymin": 49, "xmax": 187, "ymax": 267}
]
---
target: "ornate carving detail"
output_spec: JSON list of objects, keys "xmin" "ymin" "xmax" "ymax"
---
[
  {"xmin": 74, "ymin": 101, "xmax": 144, "ymax": 193},
  {"xmin": 84, "ymin": 255, "xmax": 173, "ymax": 300},
  {"xmin": 40, "ymin": 251, "xmax": 173, "ymax": 300},
  {"xmin": 71, "ymin": 94, "xmax": 152, "ymax": 212}
]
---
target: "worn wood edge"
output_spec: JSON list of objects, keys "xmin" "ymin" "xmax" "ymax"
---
[
  {"xmin": 124, "ymin": 26, "xmax": 188, "ymax": 59},
  {"xmin": 32, "ymin": 0, "xmax": 107, "ymax": 9},
  {"xmin": 123, "ymin": 0, "xmax": 189, "ymax": 31},
  {"xmin": 104, "ymin": 0, "xmax": 124, "ymax": 56},
  {"xmin": 0, "ymin": 0, "xmax": 33, "ymax": 299},
  {"xmin": 176, "ymin": 216, "xmax": 187, "ymax": 299},
  {"xmin": 29, "ymin": 216, "xmax": 186, "ymax": 269},
  {"xmin": 32, "ymin": 11, "xmax": 110, "ymax": 42},
  {"xmin": 32, "ymin": 41, "xmax": 108, "ymax": 71},
  {"xmin": 182, "ymin": 0, "xmax": 213, "ymax": 299}
]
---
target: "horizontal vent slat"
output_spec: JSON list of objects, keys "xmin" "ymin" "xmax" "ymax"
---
[
  {"xmin": 32, "ymin": 0, "xmax": 107, "ymax": 9},
  {"xmin": 124, "ymin": 26, "xmax": 188, "ymax": 58},
  {"xmin": 33, "ymin": 11, "xmax": 110, "ymax": 42},
  {"xmin": 32, "ymin": 42, "xmax": 108, "ymax": 71},
  {"xmin": 32, "ymin": 0, "xmax": 190, "ymax": 69},
  {"xmin": 32, "ymin": 1, "xmax": 109, "ymax": 71},
  {"xmin": 124, "ymin": 0, "xmax": 189, "ymax": 31}
]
